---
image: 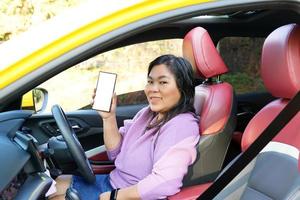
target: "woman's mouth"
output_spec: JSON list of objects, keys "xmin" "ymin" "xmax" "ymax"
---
[{"xmin": 149, "ymin": 97, "xmax": 162, "ymax": 103}]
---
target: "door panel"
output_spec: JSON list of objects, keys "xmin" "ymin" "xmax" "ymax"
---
[{"xmin": 24, "ymin": 103, "xmax": 147, "ymax": 151}]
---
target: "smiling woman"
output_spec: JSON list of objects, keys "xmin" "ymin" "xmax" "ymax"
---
[
  {"xmin": 146, "ymin": 63, "xmax": 181, "ymax": 115},
  {"xmin": 145, "ymin": 55, "xmax": 195, "ymax": 124},
  {"xmin": 49, "ymin": 55, "xmax": 200, "ymax": 200}
]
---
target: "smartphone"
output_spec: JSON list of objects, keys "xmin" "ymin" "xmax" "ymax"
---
[{"xmin": 92, "ymin": 71, "xmax": 117, "ymax": 112}]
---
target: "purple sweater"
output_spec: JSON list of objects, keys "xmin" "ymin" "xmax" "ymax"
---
[{"xmin": 107, "ymin": 107, "xmax": 200, "ymax": 199}]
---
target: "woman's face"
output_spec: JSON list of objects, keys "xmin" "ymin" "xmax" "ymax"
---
[{"xmin": 145, "ymin": 64, "xmax": 181, "ymax": 116}]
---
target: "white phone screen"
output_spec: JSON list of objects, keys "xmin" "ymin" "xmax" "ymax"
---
[{"xmin": 92, "ymin": 72, "xmax": 117, "ymax": 112}]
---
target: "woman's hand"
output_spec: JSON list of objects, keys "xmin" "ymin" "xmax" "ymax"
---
[
  {"xmin": 99, "ymin": 191, "xmax": 110, "ymax": 200},
  {"xmin": 92, "ymin": 88, "xmax": 117, "ymax": 120}
]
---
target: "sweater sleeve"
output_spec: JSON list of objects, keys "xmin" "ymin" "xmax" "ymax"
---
[
  {"xmin": 106, "ymin": 107, "xmax": 148, "ymax": 160},
  {"xmin": 137, "ymin": 134, "xmax": 200, "ymax": 199},
  {"xmin": 106, "ymin": 119, "xmax": 133, "ymax": 160}
]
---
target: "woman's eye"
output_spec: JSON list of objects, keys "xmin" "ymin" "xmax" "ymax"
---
[
  {"xmin": 147, "ymin": 80, "xmax": 153, "ymax": 84},
  {"xmin": 160, "ymin": 81, "xmax": 168, "ymax": 85}
]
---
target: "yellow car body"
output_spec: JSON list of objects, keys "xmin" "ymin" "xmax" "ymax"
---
[
  {"xmin": 0, "ymin": 0, "xmax": 211, "ymax": 90},
  {"xmin": 21, "ymin": 91, "xmax": 34, "ymax": 110}
]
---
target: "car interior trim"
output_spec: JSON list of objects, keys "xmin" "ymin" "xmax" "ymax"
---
[
  {"xmin": 85, "ymin": 145, "xmax": 106, "ymax": 158},
  {"xmin": 261, "ymin": 141, "xmax": 299, "ymax": 159}
]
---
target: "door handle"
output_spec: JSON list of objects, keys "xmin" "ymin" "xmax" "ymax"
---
[{"xmin": 72, "ymin": 124, "xmax": 81, "ymax": 130}]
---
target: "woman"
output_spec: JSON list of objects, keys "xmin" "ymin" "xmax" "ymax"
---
[{"xmin": 51, "ymin": 54, "xmax": 200, "ymax": 200}]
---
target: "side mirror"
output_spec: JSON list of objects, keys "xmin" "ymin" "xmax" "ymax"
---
[{"xmin": 21, "ymin": 88, "xmax": 48, "ymax": 113}]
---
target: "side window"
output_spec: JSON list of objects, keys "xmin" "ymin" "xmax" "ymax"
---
[
  {"xmin": 218, "ymin": 37, "xmax": 266, "ymax": 94},
  {"xmin": 38, "ymin": 39, "xmax": 183, "ymax": 112}
]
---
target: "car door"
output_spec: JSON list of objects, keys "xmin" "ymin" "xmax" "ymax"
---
[{"xmin": 23, "ymin": 101, "xmax": 147, "ymax": 151}]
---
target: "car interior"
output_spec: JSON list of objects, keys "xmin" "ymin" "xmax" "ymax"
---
[
  {"xmin": 170, "ymin": 22, "xmax": 300, "ymax": 200},
  {"xmin": 0, "ymin": 1, "xmax": 300, "ymax": 199}
]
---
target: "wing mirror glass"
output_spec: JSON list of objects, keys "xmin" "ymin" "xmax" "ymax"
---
[{"xmin": 21, "ymin": 88, "xmax": 48, "ymax": 113}]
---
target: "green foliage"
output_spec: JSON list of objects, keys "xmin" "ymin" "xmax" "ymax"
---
[
  {"xmin": 221, "ymin": 72, "xmax": 265, "ymax": 94},
  {"xmin": 33, "ymin": 88, "xmax": 42, "ymax": 103},
  {"xmin": 218, "ymin": 37, "xmax": 266, "ymax": 94},
  {"xmin": 219, "ymin": 37, "xmax": 265, "ymax": 77}
]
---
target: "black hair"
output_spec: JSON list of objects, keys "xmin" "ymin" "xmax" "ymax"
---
[{"xmin": 147, "ymin": 54, "xmax": 195, "ymax": 129}]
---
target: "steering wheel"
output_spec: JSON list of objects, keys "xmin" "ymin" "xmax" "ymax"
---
[{"xmin": 51, "ymin": 105, "xmax": 95, "ymax": 183}]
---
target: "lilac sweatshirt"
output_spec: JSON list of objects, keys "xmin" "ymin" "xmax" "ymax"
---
[{"xmin": 107, "ymin": 107, "xmax": 200, "ymax": 199}]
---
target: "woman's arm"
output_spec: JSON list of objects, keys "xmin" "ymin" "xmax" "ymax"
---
[
  {"xmin": 102, "ymin": 112, "xmax": 122, "ymax": 151},
  {"xmin": 100, "ymin": 135, "xmax": 199, "ymax": 200},
  {"xmin": 98, "ymin": 94, "xmax": 122, "ymax": 151},
  {"xmin": 137, "ymin": 135, "xmax": 199, "ymax": 199},
  {"xmin": 94, "ymin": 91, "xmax": 147, "ymax": 160}
]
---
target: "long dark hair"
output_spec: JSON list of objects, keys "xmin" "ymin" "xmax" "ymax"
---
[{"xmin": 147, "ymin": 54, "xmax": 195, "ymax": 129}]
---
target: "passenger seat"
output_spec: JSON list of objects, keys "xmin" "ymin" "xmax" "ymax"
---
[{"xmin": 182, "ymin": 27, "xmax": 237, "ymax": 186}]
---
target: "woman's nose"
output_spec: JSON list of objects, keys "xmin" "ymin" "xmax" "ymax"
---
[{"xmin": 148, "ymin": 83, "xmax": 159, "ymax": 92}]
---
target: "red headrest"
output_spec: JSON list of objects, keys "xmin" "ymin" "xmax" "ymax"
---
[
  {"xmin": 183, "ymin": 27, "xmax": 228, "ymax": 78},
  {"xmin": 261, "ymin": 24, "xmax": 300, "ymax": 99},
  {"xmin": 242, "ymin": 24, "xmax": 300, "ymax": 152}
]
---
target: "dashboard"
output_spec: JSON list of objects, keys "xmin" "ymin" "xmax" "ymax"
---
[
  {"xmin": 0, "ymin": 170, "xmax": 27, "ymax": 200},
  {"xmin": 0, "ymin": 111, "xmax": 53, "ymax": 200}
]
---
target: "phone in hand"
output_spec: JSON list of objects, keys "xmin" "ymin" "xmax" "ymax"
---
[{"xmin": 92, "ymin": 71, "xmax": 117, "ymax": 112}]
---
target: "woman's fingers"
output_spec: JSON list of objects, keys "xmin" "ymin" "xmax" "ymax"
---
[{"xmin": 111, "ymin": 93, "xmax": 117, "ymax": 110}]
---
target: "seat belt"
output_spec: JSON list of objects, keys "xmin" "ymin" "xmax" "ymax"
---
[{"xmin": 198, "ymin": 90, "xmax": 300, "ymax": 200}]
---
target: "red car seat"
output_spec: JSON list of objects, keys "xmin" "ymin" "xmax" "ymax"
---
[
  {"xmin": 171, "ymin": 23, "xmax": 300, "ymax": 200},
  {"xmin": 213, "ymin": 23, "xmax": 300, "ymax": 200},
  {"xmin": 181, "ymin": 27, "xmax": 237, "ymax": 186}
]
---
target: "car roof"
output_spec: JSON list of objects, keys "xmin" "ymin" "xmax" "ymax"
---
[{"xmin": 112, "ymin": 9, "xmax": 300, "ymax": 50}]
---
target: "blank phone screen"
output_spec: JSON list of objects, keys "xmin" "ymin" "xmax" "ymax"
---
[{"xmin": 92, "ymin": 72, "xmax": 117, "ymax": 112}]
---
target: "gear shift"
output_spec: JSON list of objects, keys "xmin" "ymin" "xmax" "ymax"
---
[{"xmin": 65, "ymin": 187, "xmax": 80, "ymax": 200}]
